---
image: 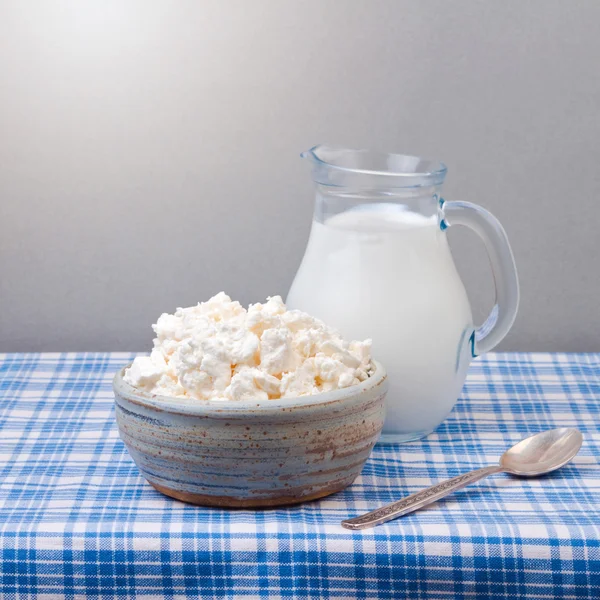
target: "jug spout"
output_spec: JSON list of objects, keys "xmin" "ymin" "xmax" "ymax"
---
[{"xmin": 299, "ymin": 148, "xmax": 313, "ymax": 161}]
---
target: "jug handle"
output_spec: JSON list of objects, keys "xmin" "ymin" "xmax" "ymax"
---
[{"xmin": 440, "ymin": 200, "xmax": 519, "ymax": 356}]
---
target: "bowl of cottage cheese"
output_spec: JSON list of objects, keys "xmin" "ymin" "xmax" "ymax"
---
[{"xmin": 113, "ymin": 292, "xmax": 387, "ymax": 507}]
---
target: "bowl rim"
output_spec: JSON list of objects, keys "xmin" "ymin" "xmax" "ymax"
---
[{"xmin": 113, "ymin": 360, "xmax": 386, "ymax": 416}]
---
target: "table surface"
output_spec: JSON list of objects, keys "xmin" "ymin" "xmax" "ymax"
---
[{"xmin": 0, "ymin": 352, "xmax": 599, "ymax": 599}]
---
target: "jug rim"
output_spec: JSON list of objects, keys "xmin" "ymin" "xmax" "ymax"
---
[{"xmin": 302, "ymin": 144, "xmax": 447, "ymax": 188}]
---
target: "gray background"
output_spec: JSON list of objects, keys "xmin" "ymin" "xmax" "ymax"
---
[{"xmin": 1, "ymin": 0, "xmax": 599, "ymax": 352}]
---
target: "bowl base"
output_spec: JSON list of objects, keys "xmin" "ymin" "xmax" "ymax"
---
[{"xmin": 149, "ymin": 477, "xmax": 356, "ymax": 508}]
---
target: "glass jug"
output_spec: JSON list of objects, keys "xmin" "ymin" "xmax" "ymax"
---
[{"xmin": 287, "ymin": 145, "xmax": 519, "ymax": 443}]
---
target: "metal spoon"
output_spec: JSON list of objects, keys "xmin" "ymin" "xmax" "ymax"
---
[{"xmin": 342, "ymin": 428, "xmax": 583, "ymax": 530}]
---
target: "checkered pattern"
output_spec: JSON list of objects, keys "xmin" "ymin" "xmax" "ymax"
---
[{"xmin": 0, "ymin": 353, "xmax": 599, "ymax": 599}]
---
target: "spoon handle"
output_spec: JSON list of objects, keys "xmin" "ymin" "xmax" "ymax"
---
[{"xmin": 342, "ymin": 465, "xmax": 503, "ymax": 530}]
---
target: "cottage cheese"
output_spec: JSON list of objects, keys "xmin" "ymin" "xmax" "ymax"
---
[{"xmin": 124, "ymin": 292, "xmax": 372, "ymax": 401}]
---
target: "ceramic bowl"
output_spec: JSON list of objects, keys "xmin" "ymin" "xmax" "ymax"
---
[{"xmin": 113, "ymin": 362, "xmax": 387, "ymax": 507}]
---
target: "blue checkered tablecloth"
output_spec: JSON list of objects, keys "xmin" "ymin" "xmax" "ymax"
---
[{"xmin": 0, "ymin": 352, "xmax": 598, "ymax": 599}]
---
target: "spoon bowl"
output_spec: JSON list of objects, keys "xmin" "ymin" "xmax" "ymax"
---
[{"xmin": 500, "ymin": 427, "xmax": 583, "ymax": 476}]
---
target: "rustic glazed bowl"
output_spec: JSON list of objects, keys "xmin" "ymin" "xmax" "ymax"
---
[{"xmin": 113, "ymin": 362, "xmax": 387, "ymax": 508}]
